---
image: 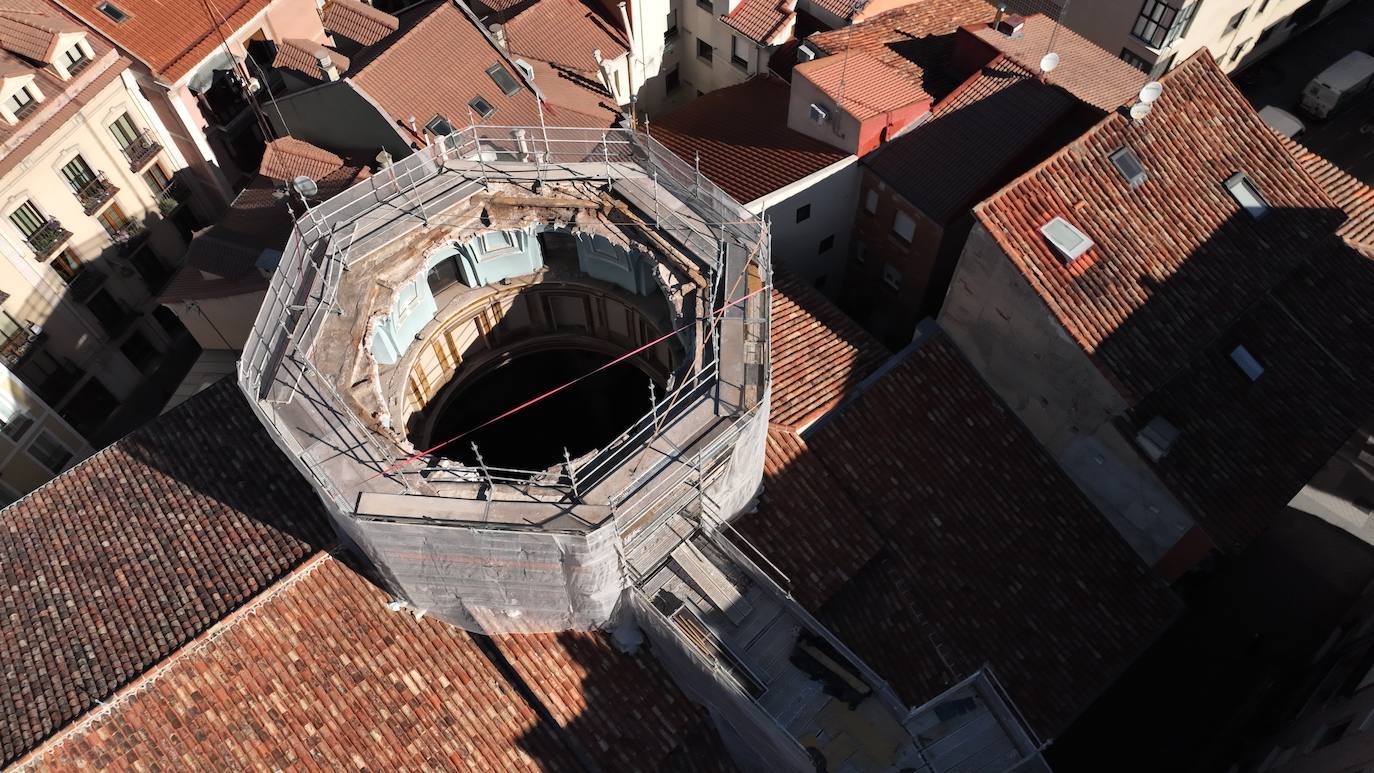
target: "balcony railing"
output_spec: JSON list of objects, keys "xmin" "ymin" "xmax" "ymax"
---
[
  {"xmin": 67, "ymin": 265, "xmax": 108, "ymax": 302},
  {"xmin": 155, "ymin": 178, "xmax": 190, "ymax": 215},
  {"xmin": 119, "ymin": 129, "xmax": 162, "ymax": 172},
  {"xmin": 72, "ymin": 173, "xmax": 119, "ymax": 215},
  {"xmin": 23, "ymin": 219, "xmax": 72, "ymax": 261},
  {"xmin": 106, "ymin": 220, "xmax": 146, "ymax": 249},
  {"xmin": 0, "ymin": 325, "xmax": 44, "ymax": 369}
]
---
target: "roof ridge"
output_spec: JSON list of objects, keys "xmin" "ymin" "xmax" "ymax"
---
[{"xmin": 12, "ymin": 550, "xmax": 340, "ymax": 770}]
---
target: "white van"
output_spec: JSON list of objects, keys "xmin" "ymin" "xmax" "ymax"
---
[{"xmin": 1301, "ymin": 51, "xmax": 1374, "ymax": 119}]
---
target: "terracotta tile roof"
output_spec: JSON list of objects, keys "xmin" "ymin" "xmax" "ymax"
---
[
  {"xmin": 1275, "ymin": 131, "xmax": 1374, "ymax": 251},
  {"xmin": 505, "ymin": 0, "xmax": 627, "ymax": 74},
  {"xmin": 0, "ymin": 379, "xmax": 332, "ymax": 766},
  {"xmin": 349, "ymin": 1, "xmax": 609, "ymax": 139},
  {"xmin": 737, "ymin": 426, "xmax": 884, "ymax": 609},
  {"xmin": 492, "ymin": 631, "xmax": 737, "ymax": 771},
  {"xmin": 0, "ymin": 48, "xmax": 126, "ymax": 177},
  {"xmin": 804, "ymin": 326, "xmax": 1179, "ymax": 735},
  {"xmin": 24, "ymin": 556, "xmax": 585, "ymax": 772},
  {"xmin": 973, "ymin": 52, "xmax": 1341, "ymax": 402},
  {"xmin": 60, "ymin": 0, "xmax": 276, "ymax": 81},
  {"xmin": 805, "ymin": 0, "xmax": 998, "ymax": 101},
  {"xmin": 258, "ymin": 135, "xmax": 348, "ymax": 182},
  {"xmin": 768, "ymin": 270, "xmax": 888, "ymax": 430},
  {"xmin": 650, "ymin": 75, "xmax": 848, "ymax": 205},
  {"xmin": 794, "ymin": 49, "xmax": 928, "ymax": 119},
  {"xmin": 271, "ymin": 37, "xmax": 349, "ymax": 79},
  {"xmin": 323, "ymin": 0, "xmax": 399, "ymax": 46},
  {"xmin": 968, "ymin": 14, "xmax": 1145, "ymax": 111},
  {"xmin": 721, "ymin": 0, "xmax": 794, "ymax": 45},
  {"xmin": 866, "ymin": 56, "xmax": 1077, "ymax": 223},
  {"xmin": 0, "ymin": 0, "xmax": 79, "ymax": 61}
]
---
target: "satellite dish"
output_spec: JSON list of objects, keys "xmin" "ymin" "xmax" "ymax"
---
[
  {"xmin": 1040, "ymin": 52, "xmax": 1060, "ymax": 74},
  {"xmin": 1138, "ymin": 81, "xmax": 1164, "ymax": 104},
  {"xmin": 1129, "ymin": 102, "xmax": 1153, "ymax": 121},
  {"xmin": 291, "ymin": 175, "xmax": 318, "ymax": 199}
]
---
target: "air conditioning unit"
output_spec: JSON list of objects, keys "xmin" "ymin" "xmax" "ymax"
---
[{"xmin": 809, "ymin": 102, "xmax": 829, "ymax": 124}]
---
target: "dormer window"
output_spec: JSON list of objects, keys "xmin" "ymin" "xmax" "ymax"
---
[
  {"xmin": 1225, "ymin": 172, "xmax": 1268, "ymax": 219},
  {"xmin": 96, "ymin": 1, "xmax": 128, "ymax": 23},
  {"xmin": 60, "ymin": 45, "xmax": 92, "ymax": 76},
  {"xmin": 4, "ymin": 86, "xmax": 38, "ymax": 121}
]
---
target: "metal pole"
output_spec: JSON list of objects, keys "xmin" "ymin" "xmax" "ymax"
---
[
  {"xmin": 648, "ymin": 379, "xmax": 658, "ymax": 424},
  {"xmin": 471, "ymin": 441, "xmax": 493, "ymax": 495},
  {"xmin": 601, "ymin": 131, "xmax": 612, "ymax": 189},
  {"xmin": 653, "ymin": 171, "xmax": 659, "ymax": 227},
  {"xmin": 563, "ymin": 446, "xmax": 579, "ymax": 499},
  {"xmin": 469, "ymin": 110, "xmax": 489, "ymax": 190}
]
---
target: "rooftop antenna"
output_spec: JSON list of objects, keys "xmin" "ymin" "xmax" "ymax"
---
[
  {"xmin": 1043, "ymin": 0, "xmax": 1073, "ymax": 75},
  {"xmin": 828, "ymin": 0, "xmax": 867, "ymax": 139}
]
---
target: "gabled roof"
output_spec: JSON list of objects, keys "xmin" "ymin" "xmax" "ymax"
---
[
  {"xmin": 973, "ymin": 52, "xmax": 1342, "ymax": 402},
  {"xmin": 650, "ymin": 75, "xmax": 849, "ymax": 205},
  {"xmin": 801, "ymin": 325, "xmax": 1179, "ymax": 735},
  {"xmin": 967, "ymin": 14, "xmax": 1145, "ymax": 112},
  {"xmin": 1275, "ymin": 130, "xmax": 1374, "ymax": 252},
  {"xmin": 323, "ymin": 0, "xmax": 399, "ymax": 46},
  {"xmin": 271, "ymin": 36, "xmax": 349, "ymax": 80},
  {"xmin": 348, "ymin": 1, "xmax": 610, "ymax": 139},
  {"xmin": 0, "ymin": 0, "xmax": 80, "ymax": 61},
  {"xmin": 505, "ymin": 0, "xmax": 627, "ymax": 74},
  {"xmin": 55, "ymin": 0, "xmax": 276, "ymax": 81},
  {"xmin": 0, "ymin": 379, "xmax": 332, "ymax": 766},
  {"xmin": 793, "ymin": 48, "xmax": 929, "ymax": 119},
  {"xmin": 721, "ymin": 0, "xmax": 794, "ymax": 45},
  {"xmin": 866, "ymin": 56, "xmax": 1077, "ymax": 223},
  {"xmin": 767, "ymin": 270, "xmax": 888, "ymax": 430},
  {"xmin": 805, "ymin": 0, "xmax": 998, "ymax": 102}
]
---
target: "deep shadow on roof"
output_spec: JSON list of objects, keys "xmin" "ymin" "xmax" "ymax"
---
[{"xmin": 0, "ymin": 378, "xmax": 332, "ymax": 766}]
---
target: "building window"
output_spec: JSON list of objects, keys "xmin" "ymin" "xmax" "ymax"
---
[
  {"xmin": 1224, "ymin": 8, "xmax": 1246, "ymax": 31},
  {"xmin": 665, "ymin": 66, "xmax": 680, "ymax": 92},
  {"xmin": 882, "ymin": 263, "xmax": 902, "ymax": 291},
  {"xmin": 4, "ymin": 86, "xmax": 37, "ymax": 120},
  {"xmin": 853, "ymin": 240, "xmax": 867, "ymax": 264},
  {"xmin": 1131, "ymin": 0, "xmax": 1197, "ymax": 48},
  {"xmin": 468, "ymin": 96, "xmax": 495, "ymax": 119},
  {"xmin": 864, "ymin": 189, "xmax": 878, "ymax": 214},
  {"xmin": 96, "ymin": 1, "xmax": 128, "ymax": 22},
  {"xmin": 665, "ymin": 10, "xmax": 678, "ymax": 40},
  {"xmin": 696, "ymin": 38, "xmax": 713, "ymax": 62},
  {"xmin": 1229, "ymin": 39, "xmax": 1251, "ymax": 63},
  {"xmin": 1120, "ymin": 47, "xmax": 1151, "ymax": 71},
  {"xmin": 1257, "ymin": 0, "xmax": 1269, "ymax": 12},
  {"xmin": 796, "ymin": 204, "xmax": 810, "ymax": 223},
  {"xmin": 892, "ymin": 211, "xmax": 916, "ymax": 244},
  {"xmin": 60, "ymin": 44, "xmax": 91, "ymax": 75},
  {"xmin": 27, "ymin": 430, "xmax": 73, "ymax": 473},
  {"xmin": 97, "ymin": 202, "xmax": 131, "ymax": 237},
  {"xmin": 0, "ymin": 409, "xmax": 34, "ymax": 442},
  {"xmin": 486, "ymin": 63, "xmax": 521, "ymax": 96},
  {"xmin": 109, "ymin": 112, "xmax": 140, "ymax": 149},
  {"xmin": 696, "ymin": 0, "xmax": 712, "ymax": 10},
  {"xmin": 818, "ymin": 234, "xmax": 834, "ymax": 253},
  {"xmin": 51, "ymin": 249, "xmax": 83, "ymax": 284},
  {"xmin": 120, "ymin": 329, "xmax": 157, "ymax": 371},
  {"xmin": 142, "ymin": 162, "xmax": 171, "ymax": 193},
  {"xmin": 9, "ymin": 201, "xmax": 46, "ymax": 240},
  {"xmin": 730, "ymin": 36, "xmax": 748, "ymax": 70},
  {"xmin": 60, "ymin": 155, "xmax": 97, "ymax": 192}
]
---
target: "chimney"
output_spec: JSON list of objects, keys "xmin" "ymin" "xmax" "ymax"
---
[
  {"xmin": 992, "ymin": 1, "xmax": 1005, "ymax": 28},
  {"xmin": 994, "ymin": 13, "xmax": 1025, "ymax": 37},
  {"xmin": 489, "ymin": 23, "xmax": 507, "ymax": 49},
  {"xmin": 317, "ymin": 53, "xmax": 340, "ymax": 81}
]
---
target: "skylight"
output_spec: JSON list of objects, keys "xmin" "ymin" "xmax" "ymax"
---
[
  {"xmin": 1230, "ymin": 345, "xmax": 1264, "ymax": 381},
  {"xmin": 1039, "ymin": 216, "xmax": 1094, "ymax": 262},
  {"xmin": 486, "ymin": 64, "xmax": 521, "ymax": 96},
  {"xmin": 425, "ymin": 114, "xmax": 453, "ymax": 137},
  {"xmin": 1110, "ymin": 147, "xmax": 1147, "ymax": 188},
  {"xmin": 96, "ymin": 1, "xmax": 128, "ymax": 23},
  {"xmin": 1136, "ymin": 416, "xmax": 1180, "ymax": 462},
  {"xmin": 469, "ymin": 96, "xmax": 495, "ymax": 119},
  {"xmin": 1225, "ymin": 172, "xmax": 1268, "ymax": 219}
]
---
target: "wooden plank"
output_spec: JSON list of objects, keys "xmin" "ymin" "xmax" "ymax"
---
[{"xmin": 672, "ymin": 540, "xmax": 753, "ymax": 624}]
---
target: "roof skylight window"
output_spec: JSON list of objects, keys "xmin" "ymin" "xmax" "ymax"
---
[
  {"xmin": 468, "ymin": 96, "xmax": 495, "ymax": 119},
  {"xmin": 1230, "ymin": 345, "xmax": 1264, "ymax": 381},
  {"xmin": 1225, "ymin": 172, "xmax": 1268, "ymax": 219},
  {"xmin": 1135, "ymin": 416, "xmax": 1179, "ymax": 462},
  {"xmin": 425, "ymin": 114, "xmax": 453, "ymax": 137},
  {"xmin": 486, "ymin": 64, "xmax": 521, "ymax": 96},
  {"xmin": 1110, "ymin": 146, "xmax": 1147, "ymax": 188},
  {"xmin": 96, "ymin": 1, "xmax": 128, "ymax": 23},
  {"xmin": 1039, "ymin": 216, "xmax": 1094, "ymax": 262}
]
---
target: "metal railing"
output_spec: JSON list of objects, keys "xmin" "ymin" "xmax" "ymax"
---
[
  {"xmin": 72, "ymin": 173, "xmax": 118, "ymax": 215},
  {"xmin": 23, "ymin": 220, "xmax": 71, "ymax": 261},
  {"xmin": 154, "ymin": 179, "xmax": 189, "ymax": 215},
  {"xmin": 240, "ymin": 123, "xmax": 770, "ymax": 521},
  {"xmin": 119, "ymin": 129, "xmax": 162, "ymax": 171}
]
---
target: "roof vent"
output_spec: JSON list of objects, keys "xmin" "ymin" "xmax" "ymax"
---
[
  {"xmin": 1230, "ymin": 345, "xmax": 1264, "ymax": 381},
  {"xmin": 809, "ymin": 103, "xmax": 830, "ymax": 125},
  {"xmin": 1039, "ymin": 216, "xmax": 1093, "ymax": 262},
  {"xmin": 994, "ymin": 14, "xmax": 1025, "ymax": 36},
  {"xmin": 512, "ymin": 58, "xmax": 535, "ymax": 82},
  {"xmin": 1135, "ymin": 416, "xmax": 1179, "ymax": 462},
  {"xmin": 1110, "ymin": 147, "xmax": 1147, "ymax": 188}
]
